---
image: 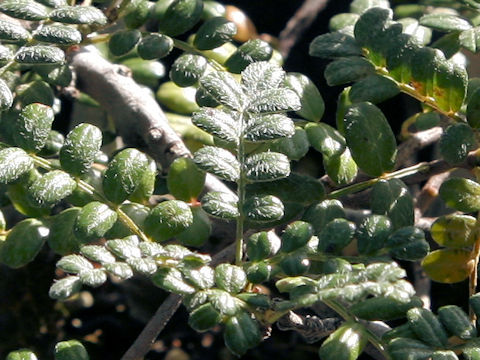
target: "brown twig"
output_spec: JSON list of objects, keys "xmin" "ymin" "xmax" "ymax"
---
[
  {"xmin": 414, "ymin": 171, "xmax": 450, "ymax": 222},
  {"xmin": 278, "ymin": 0, "xmax": 330, "ymax": 59},
  {"xmin": 395, "ymin": 127, "xmax": 443, "ymax": 168}
]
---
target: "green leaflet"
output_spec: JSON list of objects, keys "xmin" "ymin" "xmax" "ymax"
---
[
  {"xmin": 201, "ymin": 191, "xmax": 239, "ymax": 219},
  {"xmin": 0, "ymin": 218, "xmax": 49, "ymax": 268},
  {"xmin": 215, "ymin": 264, "xmax": 246, "ymax": 293},
  {"xmin": 0, "ymin": 78, "xmax": 13, "ymax": 111},
  {"xmin": 467, "ymin": 87, "xmax": 480, "ymax": 128},
  {"xmin": 167, "ymin": 157, "xmax": 205, "ymax": 202},
  {"xmin": 309, "ymin": 31, "xmax": 362, "ymax": 59},
  {"xmin": 193, "ymin": 146, "xmax": 240, "ymax": 182},
  {"xmin": 324, "ymin": 148, "xmax": 358, "ymax": 185},
  {"xmin": 407, "ymin": 307, "xmax": 448, "ymax": 348},
  {"xmin": 16, "ymin": 80, "xmax": 55, "ymax": 106},
  {"xmin": 247, "ymin": 231, "xmax": 281, "ymax": 261},
  {"xmin": 0, "ymin": 147, "xmax": 34, "ymax": 184},
  {"xmin": 356, "ymin": 215, "xmax": 392, "ymax": 255},
  {"xmin": 280, "ymin": 221, "xmax": 313, "ymax": 253},
  {"xmin": 6, "ymin": 349, "xmax": 39, "ymax": 360},
  {"xmin": 318, "ymin": 218, "xmax": 356, "ymax": 254},
  {"xmin": 137, "ymin": 34, "xmax": 173, "ymax": 60},
  {"xmin": 108, "ymin": 30, "xmax": 142, "ymax": 57},
  {"xmin": 388, "ymin": 338, "xmax": 433, "ymax": 360},
  {"xmin": 225, "ymin": 39, "xmax": 272, "ymax": 73},
  {"xmin": 422, "ymin": 248, "xmax": 474, "ymax": 283},
  {"xmin": 14, "ymin": 103, "xmax": 54, "ymax": 153},
  {"xmin": 60, "ymin": 123, "xmax": 103, "ymax": 176},
  {"xmin": 105, "ymin": 236, "xmax": 141, "ymax": 260},
  {"xmin": 306, "ymin": 122, "xmax": 346, "ymax": 158},
  {"xmin": 33, "ymin": 24, "xmax": 82, "ymax": 45},
  {"xmin": 56, "ymin": 254, "xmax": 93, "ymax": 274},
  {"xmin": 243, "ymin": 195, "xmax": 284, "ymax": 222},
  {"xmin": 386, "ymin": 226, "xmax": 429, "ymax": 261},
  {"xmin": 199, "ymin": 71, "xmax": 245, "ymax": 110},
  {"xmin": 49, "ymin": 276, "xmax": 82, "ymax": 300},
  {"xmin": 54, "ymin": 340, "xmax": 89, "ymax": 360},
  {"xmin": 74, "ymin": 201, "xmax": 118, "ymax": 242},
  {"xmin": 350, "ymin": 296, "xmax": 423, "ymax": 321},
  {"xmin": 28, "ymin": 170, "xmax": 76, "ymax": 207},
  {"xmin": 303, "ymin": 199, "xmax": 345, "ymax": 235},
  {"xmin": 329, "ymin": 13, "xmax": 359, "ymax": 32},
  {"xmin": 34, "ymin": 64, "xmax": 72, "ymax": 87},
  {"xmin": 350, "ymin": 0, "xmax": 390, "ymax": 14},
  {"xmin": 431, "ymin": 214, "xmax": 479, "ymax": 249},
  {"xmin": 284, "ymin": 72, "xmax": 324, "ymax": 122},
  {"xmin": 244, "ymin": 152, "xmax": 290, "ymax": 182},
  {"xmin": 49, "ymin": 5, "xmax": 107, "ymax": 25},
  {"xmin": 269, "ymin": 127, "xmax": 310, "ymax": 161},
  {"xmin": 0, "ymin": 19, "xmax": 31, "ymax": 44},
  {"xmin": 371, "ymin": 179, "xmax": 414, "ymax": 229},
  {"xmin": 152, "ymin": 267, "xmax": 196, "ymax": 295},
  {"xmin": 188, "ymin": 303, "xmax": 222, "ymax": 332},
  {"xmin": 15, "ymin": 46, "xmax": 65, "ymax": 65},
  {"xmin": 440, "ymin": 123, "xmax": 476, "ymax": 164},
  {"xmin": 157, "ymin": 0, "xmax": 203, "ymax": 36},
  {"xmin": 124, "ymin": 0, "xmax": 151, "ymax": 29},
  {"xmin": 194, "ymin": 16, "xmax": 237, "ymax": 50},
  {"xmin": 241, "ymin": 61, "xmax": 285, "ymax": 94},
  {"xmin": 349, "ymin": 75, "xmax": 399, "ymax": 104},
  {"xmin": 438, "ymin": 305, "xmax": 477, "ymax": 340},
  {"xmin": 144, "ymin": 200, "xmax": 193, "ymax": 242},
  {"xmin": 460, "ymin": 27, "xmax": 480, "ymax": 53},
  {"xmin": 318, "ymin": 322, "xmax": 367, "ymax": 360},
  {"xmin": 324, "ymin": 57, "xmax": 375, "ymax": 86},
  {"xmin": 247, "ymin": 88, "xmax": 301, "ymax": 114},
  {"xmin": 344, "ymin": 102, "xmax": 397, "ymax": 177},
  {"xmin": 170, "ymin": 54, "xmax": 207, "ymax": 87},
  {"xmin": 0, "ymin": 0, "xmax": 48, "ymax": 21},
  {"xmin": 244, "ymin": 114, "xmax": 294, "ymax": 142},
  {"xmin": 48, "ymin": 208, "xmax": 83, "ymax": 255},
  {"xmin": 103, "ymin": 148, "xmax": 152, "ymax": 204},
  {"xmin": 192, "ymin": 108, "xmax": 239, "ymax": 144},
  {"xmin": 440, "ymin": 177, "xmax": 480, "ymax": 212},
  {"xmin": 223, "ymin": 312, "xmax": 261, "ymax": 356},
  {"xmin": 177, "ymin": 206, "xmax": 211, "ymax": 247},
  {"xmin": 419, "ymin": 13, "xmax": 472, "ymax": 32}
]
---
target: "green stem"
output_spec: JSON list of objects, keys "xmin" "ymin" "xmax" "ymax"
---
[
  {"xmin": 0, "ymin": 60, "xmax": 15, "ymax": 77},
  {"xmin": 328, "ymin": 162, "xmax": 431, "ymax": 199},
  {"xmin": 173, "ymin": 39, "xmax": 225, "ymax": 72},
  {"xmin": 235, "ymin": 113, "xmax": 246, "ymax": 265}
]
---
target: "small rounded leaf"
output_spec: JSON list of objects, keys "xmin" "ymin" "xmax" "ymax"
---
[
  {"xmin": 33, "ymin": 24, "xmax": 82, "ymax": 45},
  {"xmin": 224, "ymin": 312, "xmax": 261, "ymax": 356},
  {"xmin": 15, "ymin": 46, "xmax": 65, "ymax": 65},
  {"xmin": 54, "ymin": 340, "xmax": 89, "ymax": 360},
  {"xmin": 189, "ymin": 303, "xmax": 222, "ymax": 332},
  {"xmin": 247, "ymin": 231, "xmax": 281, "ymax": 261},
  {"xmin": 60, "ymin": 124, "xmax": 102, "ymax": 176},
  {"xmin": 0, "ymin": 219, "xmax": 49, "ymax": 268},
  {"xmin": 318, "ymin": 322, "xmax": 367, "ymax": 360},
  {"xmin": 225, "ymin": 39, "xmax": 272, "ymax": 74},
  {"xmin": 407, "ymin": 307, "xmax": 449, "ymax": 348},
  {"xmin": 0, "ymin": 148, "xmax": 33, "ymax": 184},
  {"xmin": 144, "ymin": 200, "xmax": 193, "ymax": 242},
  {"xmin": 170, "ymin": 54, "xmax": 207, "ymax": 87},
  {"xmin": 245, "ymin": 152, "xmax": 290, "ymax": 182},
  {"xmin": 284, "ymin": 72, "xmax": 324, "ymax": 122},
  {"xmin": 74, "ymin": 202, "xmax": 118, "ymax": 242},
  {"xmin": 244, "ymin": 195, "xmax": 284, "ymax": 222},
  {"xmin": 109, "ymin": 30, "xmax": 141, "ymax": 57},
  {"xmin": 201, "ymin": 191, "xmax": 239, "ymax": 220},
  {"xmin": 440, "ymin": 123, "xmax": 476, "ymax": 164},
  {"xmin": 422, "ymin": 249, "xmax": 474, "ymax": 283},
  {"xmin": 14, "ymin": 103, "xmax": 55, "ymax": 153},
  {"xmin": 0, "ymin": 19, "xmax": 31, "ymax": 44},
  {"xmin": 356, "ymin": 215, "xmax": 392, "ymax": 255},
  {"xmin": 193, "ymin": 146, "xmax": 240, "ymax": 182},
  {"xmin": 49, "ymin": 6, "xmax": 107, "ymax": 25},
  {"xmin": 48, "ymin": 208, "xmax": 83, "ymax": 255},
  {"xmin": 194, "ymin": 16, "xmax": 237, "ymax": 50},
  {"xmin": 157, "ymin": 0, "xmax": 203, "ymax": 36},
  {"xmin": 431, "ymin": 215, "xmax": 479, "ymax": 249},
  {"xmin": 176, "ymin": 206, "xmax": 211, "ymax": 247},
  {"xmin": 439, "ymin": 177, "xmax": 480, "ymax": 212},
  {"xmin": 438, "ymin": 305, "xmax": 477, "ymax": 340},
  {"xmin": 0, "ymin": 0, "xmax": 48, "ymax": 21},
  {"xmin": 280, "ymin": 254, "xmax": 310, "ymax": 276},
  {"xmin": 386, "ymin": 226, "xmax": 429, "ymax": 261},
  {"xmin": 28, "ymin": 170, "xmax": 77, "ymax": 207},
  {"xmin": 49, "ymin": 276, "xmax": 82, "ymax": 300},
  {"xmin": 214, "ymin": 263, "xmax": 246, "ymax": 293},
  {"xmin": 280, "ymin": 221, "xmax": 313, "ymax": 253},
  {"xmin": 137, "ymin": 34, "xmax": 173, "ymax": 60},
  {"xmin": 6, "ymin": 349, "xmax": 38, "ymax": 360}
]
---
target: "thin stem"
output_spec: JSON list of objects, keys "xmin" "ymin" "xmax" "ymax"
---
[
  {"xmin": 235, "ymin": 113, "xmax": 246, "ymax": 265},
  {"xmin": 173, "ymin": 39, "xmax": 225, "ymax": 72},
  {"xmin": 0, "ymin": 60, "xmax": 15, "ymax": 77},
  {"xmin": 328, "ymin": 162, "xmax": 431, "ymax": 199}
]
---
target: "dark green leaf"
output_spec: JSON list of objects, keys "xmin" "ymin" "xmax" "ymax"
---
[
  {"xmin": 224, "ymin": 312, "xmax": 261, "ymax": 356},
  {"xmin": 318, "ymin": 219, "xmax": 356, "ymax": 254},
  {"xmin": 284, "ymin": 72, "xmax": 324, "ymax": 122},
  {"xmin": 0, "ymin": 218, "xmax": 48, "ymax": 268},
  {"xmin": 106, "ymin": 236, "xmax": 141, "ymax": 260},
  {"xmin": 34, "ymin": 64, "xmax": 72, "ymax": 87},
  {"xmin": 177, "ymin": 206, "xmax": 211, "ymax": 247},
  {"xmin": 351, "ymin": 296, "xmax": 423, "ymax": 321},
  {"xmin": 460, "ymin": 27, "xmax": 480, "ymax": 53},
  {"xmin": 0, "ymin": 147, "xmax": 33, "ymax": 184},
  {"xmin": 49, "ymin": 5, "xmax": 107, "ymax": 26},
  {"xmin": 16, "ymin": 80, "xmax": 54, "ymax": 106},
  {"xmin": 33, "ymin": 24, "xmax": 82, "ymax": 45},
  {"xmin": 215, "ymin": 264, "xmax": 246, "ymax": 293},
  {"xmin": 0, "ymin": 78, "xmax": 13, "ymax": 111},
  {"xmin": 48, "ymin": 208, "xmax": 83, "ymax": 255},
  {"xmin": 388, "ymin": 338, "xmax": 433, "ymax": 360},
  {"xmin": 244, "ymin": 195, "xmax": 284, "ymax": 222},
  {"xmin": 170, "ymin": 54, "xmax": 207, "ymax": 87},
  {"xmin": 60, "ymin": 123, "xmax": 102, "ymax": 176},
  {"xmin": 247, "ymin": 231, "xmax": 281, "ymax": 261},
  {"xmin": 245, "ymin": 152, "xmax": 290, "ymax": 182},
  {"xmin": 80, "ymin": 245, "xmax": 115, "ymax": 264},
  {"xmin": 371, "ymin": 179, "xmax": 414, "ymax": 229},
  {"xmin": 15, "ymin": 46, "xmax": 65, "ymax": 65},
  {"xmin": 157, "ymin": 0, "xmax": 203, "ymax": 36},
  {"xmin": 194, "ymin": 16, "xmax": 236, "ymax": 50},
  {"xmin": 324, "ymin": 57, "xmax": 375, "ymax": 86},
  {"xmin": 438, "ymin": 305, "xmax": 477, "ymax": 340},
  {"xmin": 434, "ymin": 60, "xmax": 467, "ymax": 114},
  {"xmin": 28, "ymin": 170, "xmax": 76, "ymax": 207},
  {"xmin": 54, "ymin": 340, "xmax": 89, "ymax": 360},
  {"xmin": 104, "ymin": 262, "xmax": 133, "ymax": 279},
  {"xmin": 309, "ymin": 31, "xmax": 362, "ymax": 59},
  {"xmin": 281, "ymin": 221, "xmax": 313, "ymax": 253},
  {"xmin": 356, "ymin": 215, "xmax": 392, "ymax": 255},
  {"xmin": 344, "ymin": 102, "xmax": 397, "ymax": 176},
  {"xmin": 241, "ymin": 61, "xmax": 285, "ymax": 93},
  {"xmin": 74, "ymin": 201, "xmax": 118, "ymax": 242},
  {"xmin": 302, "ymin": 199, "xmax": 345, "ymax": 235},
  {"xmin": 419, "ymin": 14, "xmax": 472, "ymax": 32},
  {"xmin": 245, "ymin": 114, "xmax": 294, "ymax": 142},
  {"xmin": 200, "ymin": 71, "xmax": 244, "ymax": 110},
  {"xmin": 201, "ymin": 191, "xmax": 239, "ymax": 219},
  {"xmin": 189, "ymin": 303, "xmax": 222, "ymax": 332},
  {"xmin": 306, "ymin": 123, "xmax": 346, "ymax": 158},
  {"xmin": 49, "ymin": 276, "xmax": 81, "ymax": 300},
  {"xmin": 349, "ymin": 75, "xmax": 399, "ymax": 103},
  {"xmin": 144, "ymin": 200, "xmax": 193, "ymax": 242},
  {"xmin": 137, "ymin": 33, "xmax": 173, "ymax": 60},
  {"xmin": 324, "ymin": 148, "xmax": 358, "ymax": 185},
  {"xmin": 57, "ymin": 254, "xmax": 93, "ymax": 274},
  {"xmin": 225, "ymin": 39, "xmax": 272, "ymax": 74},
  {"xmin": 245, "ymin": 261, "xmax": 271, "ymax": 283},
  {"xmin": 0, "ymin": 0, "xmax": 48, "ymax": 20},
  {"xmin": 109, "ymin": 30, "xmax": 141, "ymax": 57},
  {"xmin": 467, "ymin": 88, "xmax": 480, "ymax": 128},
  {"xmin": 269, "ymin": 127, "xmax": 309, "ymax": 161},
  {"xmin": 14, "ymin": 103, "xmax": 54, "ymax": 153},
  {"xmin": 439, "ymin": 177, "xmax": 480, "ymax": 212},
  {"xmin": 193, "ymin": 146, "xmax": 239, "ymax": 182},
  {"xmin": 350, "ymin": 0, "xmax": 390, "ymax": 14},
  {"xmin": 103, "ymin": 148, "xmax": 151, "ymax": 204},
  {"xmin": 407, "ymin": 307, "xmax": 448, "ymax": 347},
  {"xmin": 386, "ymin": 226, "xmax": 429, "ymax": 261},
  {"xmin": 329, "ymin": 13, "xmax": 360, "ymax": 31}
]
